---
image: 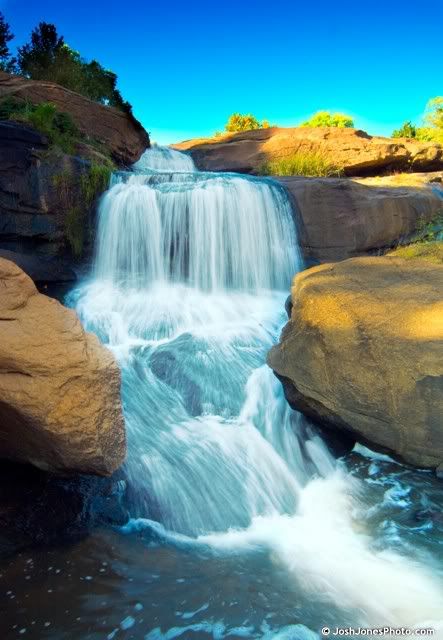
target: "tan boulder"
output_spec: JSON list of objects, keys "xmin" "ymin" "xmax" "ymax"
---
[
  {"xmin": 0, "ymin": 71, "xmax": 149, "ymax": 166},
  {"xmin": 0, "ymin": 258, "xmax": 125, "ymax": 475},
  {"xmin": 174, "ymin": 127, "xmax": 443, "ymax": 176},
  {"xmin": 267, "ymin": 257, "xmax": 443, "ymax": 469}
]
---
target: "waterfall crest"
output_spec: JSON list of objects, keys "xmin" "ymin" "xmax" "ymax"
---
[{"xmin": 95, "ymin": 162, "xmax": 299, "ymax": 291}]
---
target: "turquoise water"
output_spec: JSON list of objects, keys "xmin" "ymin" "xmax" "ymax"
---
[{"xmin": 1, "ymin": 147, "xmax": 442, "ymax": 639}]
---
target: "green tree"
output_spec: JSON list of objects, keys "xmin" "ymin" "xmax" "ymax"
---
[
  {"xmin": 16, "ymin": 22, "xmax": 132, "ymax": 114},
  {"xmin": 302, "ymin": 110, "xmax": 354, "ymax": 128},
  {"xmin": 17, "ymin": 22, "xmax": 65, "ymax": 79},
  {"xmin": 225, "ymin": 112, "xmax": 270, "ymax": 132},
  {"xmin": 392, "ymin": 121, "xmax": 417, "ymax": 138},
  {"xmin": 0, "ymin": 12, "xmax": 14, "ymax": 72},
  {"xmin": 425, "ymin": 97, "xmax": 443, "ymax": 130}
]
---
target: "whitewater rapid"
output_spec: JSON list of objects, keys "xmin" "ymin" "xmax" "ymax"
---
[{"xmin": 71, "ymin": 145, "xmax": 443, "ymax": 635}]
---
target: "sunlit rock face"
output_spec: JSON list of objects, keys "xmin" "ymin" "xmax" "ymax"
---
[
  {"xmin": 0, "ymin": 257, "xmax": 126, "ymax": 475},
  {"xmin": 268, "ymin": 256, "xmax": 443, "ymax": 470},
  {"xmin": 174, "ymin": 126, "xmax": 443, "ymax": 175}
]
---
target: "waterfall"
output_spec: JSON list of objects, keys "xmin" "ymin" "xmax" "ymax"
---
[
  {"xmin": 71, "ymin": 146, "xmax": 443, "ymax": 631},
  {"xmin": 94, "ymin": 167, "xmax": 297, "ymax": 291}
]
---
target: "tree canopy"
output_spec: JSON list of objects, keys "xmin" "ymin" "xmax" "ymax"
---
[
  {"xmin": 0, "ymin": 12, "xmax": 14, "ymax": 72},
  {"xmin": 225, "ymin": 112, "xmax": 270, "ymax": 133},
  {"xmin": 302, "ymin": 111, "xmax": 354, "ymax": 128},
  {"xmin": 0, "ymin": 18, "xmax": 131, "ymax": 114},
  {"xmin": 392, "ymin": 98, "xmax": 443, "ymax": 142}
]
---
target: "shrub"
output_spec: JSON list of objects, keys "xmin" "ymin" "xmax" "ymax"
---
[
  {"xmin": 54, "ymin": 163, "xmax": 111, "ymax": 258},
  {"xmin": 387, "ymin": 213, "xmax": 443, "ymax": 264},
  {"xmin": 225, "ymin": 112, "xmax": 270, "ymax": 133},
  {"xmin": 258, "ymin": 150, "xmax": 342, "ymax": 177},
  {"xmin": 302, "ymin": 111, "xmax": 354, "ymax": 128},
  {"xmin": 0, "ymin": 98, "xmax": 80, "ymax": 153},
  {"xmin": 392, "ymin": 121, "xmax": 417, "ymax": 138}
]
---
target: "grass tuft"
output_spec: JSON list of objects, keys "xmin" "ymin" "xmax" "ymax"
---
[
  {"xmin": 387, "ymin": 241, "xmax": 443, "ymax": 264},
  {"xmin": 258, "ymin": 150, "xmax": 342, "ymax": 177}
]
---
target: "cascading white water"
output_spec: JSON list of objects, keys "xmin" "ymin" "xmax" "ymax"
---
[
  {"xmin": 133, "ymin": 144, "xmax": 196, "ymax": 172},
  {"xmin": 72, "ymin": 146, "xmax": 443, "ymax": 634}
]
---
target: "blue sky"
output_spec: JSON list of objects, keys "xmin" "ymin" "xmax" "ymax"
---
[{"xmin": 2, "ymin": 0, "xmax": 442, "ymax": 144}]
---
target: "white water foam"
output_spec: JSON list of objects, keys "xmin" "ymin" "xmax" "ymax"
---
[{"xmin": 73, "ymin": 146, "xmax": 443, "ymax": 633}]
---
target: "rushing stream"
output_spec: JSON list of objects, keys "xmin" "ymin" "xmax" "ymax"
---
[{"xmin": 1, "ymin": 147, "xmax": 442, "ymax": 639}]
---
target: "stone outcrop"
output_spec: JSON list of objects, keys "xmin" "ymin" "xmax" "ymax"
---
[
  {"xmin": 267, "ymin": 257, "xmax": 443, "ymax": 470},
  {"xmin": 277, "ymin": 176, "xmax": 443, "ymax": 263},
  {"xmin": 0, "ymin": 121, "xmax": 105, "ymax": 261},
  {"xmin": 0, "ymin": 257, "xmax": 126, "ymax": 475},
  {"xmin": 174, "ymin": 127, "xmax": 443, "ymax": 176},
  {"xmin": 0, "ymin": 71, "xmax": 149, "ymax": 166}
]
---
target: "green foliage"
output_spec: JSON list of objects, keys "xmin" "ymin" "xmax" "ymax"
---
[
  {"xmin": 413, "ymin": 212, "xmax": 443, "ymax": 243},
  {"xmin": 258, "ymin": 150, "xmax": 342, "ymax": 177},
  {"xmin": 0, "ymin": 11, "xmax": 14, "ymax": 71},
  {"xmin": 388, "ymin": 242, "xmax": 443, "ymax": 264},
  {"xmin": 392, "ymin": 97, "xmax": 443, "ymax": 143},
  {"xmin": 302, "ymin": 111, "xmax": 354, "ymax": 128},
  {"xmin": 17, "ymin": 22, "xmax": 64, "ymax": 77},
  {"xmin": 0, "ymin": 98, "xmax": 79, "ymax": 153},
  {"xmin": 80, "ymin": 164, "xmax": 111, "ymax": 208},
  {"xmin": 388, "ymin": 212, "xmax": 443, "ymax": 264},
  {"xmin": 16, "ymin": 22, "xmax": 132, "ymax": 114},
  {"xmin": 53, "ymin": 163, "xmax": 111, "ymax": 258},
  {"xmin": 225, "ymin": 113, "xmax": 270, "ymax": 133},
  {"xmin": 425, "ymin": 97, "xmax": 443, "ymax": 130},
  {"xmin": 392, "ymin": 121, "xmax": 417, "ymax": 138}
]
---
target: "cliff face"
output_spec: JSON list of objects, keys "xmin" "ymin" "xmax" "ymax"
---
[
  {"xmin": 0, "ymin": 72, "xmax": 150, "ymax": 167},
  {"xmin": 0, "ymin": 121, "xmax": 107, "ymax": 278},
  {"xmin": 0, "ymin": 73, "xmax": 150, "ymax": 280}
]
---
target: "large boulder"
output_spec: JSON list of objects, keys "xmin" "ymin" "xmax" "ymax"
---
[
  {"xmin": 277, "ymin": 176, "xmax": 443, "ymax": 263},
  {"xmin": 174, "ymin": 127, "xmax": 443, "ymax": 176},
  {"xmin": 267, "ymin": 257, "xmax": 443, "ymax": 470},
  {"xmin": 0, "ymin": 71, "xmax": 149, "ymax": 166},
  {"xmin": 0, "ymin": 258, "xmax": 125, "ymax": 475}
]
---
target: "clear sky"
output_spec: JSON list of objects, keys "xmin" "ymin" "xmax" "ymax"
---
[{"xmin": 2, "ymin": 0, "xmax": 442, "ymax": 144}]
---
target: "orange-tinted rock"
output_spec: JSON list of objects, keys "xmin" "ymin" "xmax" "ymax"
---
[
  {"xmin": 267, "ymin": 257, "xmax": 443, "ymax": 469},
  {"xmin": 0, "ymin": 258, "xmax": 126, "ymax": 475},
  {"xmin": 0, "ymin": 71, "xmax": 149, "ymax": 166},
  {"xmin": 174, "ymin": 127, "xmax": 443, "ymax": 176}
]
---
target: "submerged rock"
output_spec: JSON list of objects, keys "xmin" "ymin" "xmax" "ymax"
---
[
  {"xmin": 0, "ymin": 257, "xmax": 126, "ymax": 475},
  {"xmin": 267, "ymin": 257, "xmax": 443, "ymax": 470}
]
